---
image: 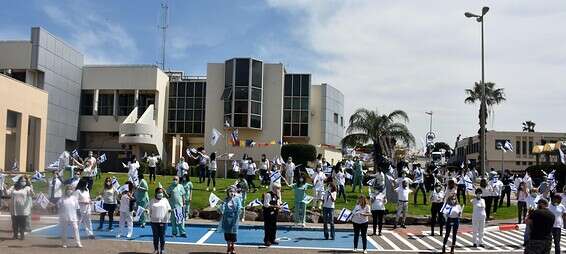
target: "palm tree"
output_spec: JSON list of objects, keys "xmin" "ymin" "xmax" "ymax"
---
[
  {"xmin": 341, "ymin": 108, "xmax": 415, "ymax": 170},
  {"xmin": 464, "ymin": 82, "xmax": 506, "ymax": 130},
  {"xmin": 522, "ymin": 121, "xmax": 536, "ymax": 132}
]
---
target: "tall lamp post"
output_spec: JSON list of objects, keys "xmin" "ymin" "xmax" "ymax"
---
[{"xmin": 465, "ymin": 6, "xmax": 489, "ymax": 176}]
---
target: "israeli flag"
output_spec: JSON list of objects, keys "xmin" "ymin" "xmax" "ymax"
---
[
  {"xmin": 465, "ymin": 177, "xmax": 475, "ymax": 193},
  {"xmin": 270, "ymin": 171, "xmax": 282, "ymax": 183},
  {"xmin": 337, "ymin": 208, "xmax": 353, "ymax": 222},
  {"xmin": 117, "ymin": 184, "xmax": 129, "ymax": 193},
  {"xmin": 209, "ymin": 192, "xmax": 221, "ymax": 207},
  {"xmin": 210, "ymin": 128, "xmax": 223, "ymax": 146},
  {"xmin": 31, "ymin": 171, "xmax": 45, "ymax": 182},
  {"xmin": 98, "ymin": 153, "xmax": 107, "ymax": 163},
  {"xmin": 247, "ymin": 198, "xmax": 263, "ymax": 207},
  {"xmin": 11, "ymin": 175, "xmax": 20, "ymax": 183},
  {"xmin": 509, "ymin": 183, "xmax": 517, "ymax": 192},
  {"xmin": 111, "ymin": 177, "xmax": 120, "ymax": 190},
  {"xmin": 345, "ymin": 172, "xmax": 353, "ymax": 180},
  {"xmin": 281, "ymin": 202, "xmax": 290, "ymax": 213},
  {"xmin": 305, "ymin": 168, "xmax": 315, "ymax": 177},
  {"xmin": 367, "ymin": 178, "xmax": 376, "ymax": 186},
  {"xmin": 174, "ymin": 207, "xmax": 184, "ymax": 222},
  {"xmin": 504, "ymin": 141, "xmax": 513, "ymax": 152},
  {"xmin": 94, "ymin": 200, "xmax": 107, "ymax": 213},
  {"xmin": 47, "ymin": 160, "xmax": 59, "ymax": 169},
  {"xmin": 134, "ymin": 206, "xmax": 146, "ymax": 222},
  {"xmin": 302, "ymin": 195, "xmax": 314, "ymax": 204},
  {"xmin": 440, "ymin": 203, "xmax": 453, "ymax": 215},
  {"xmin": 35, "ymin": 193, "xmax": 50, "ymax": 209},
  {"xmin": 71, "ymin": 149, "xmax": 80, "ymax": 158},
  {"xmin": 232, "ymin": 160, "xmax": 240, "ymax": 172}
]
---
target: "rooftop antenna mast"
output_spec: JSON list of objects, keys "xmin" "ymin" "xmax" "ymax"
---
[{"xmin": 159, "ymin": 0, "xmax": 169, "ymax": 70}]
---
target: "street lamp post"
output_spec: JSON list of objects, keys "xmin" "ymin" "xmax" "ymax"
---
[{"xmin": 465, "ymin": 6, "xmax": 489, "ymax": 176}]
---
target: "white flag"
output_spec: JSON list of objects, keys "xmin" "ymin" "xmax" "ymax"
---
[
  {"xmin": 111, "ymin": 177, "xmax": 120, "ymax": 190},
  {"xmin": 94, "ymin": 200, "xmax": 107, "ymax": 213},
  {"xmin": 247, "ymin": 198, "xmax": 263, "ymax": 207},
  {"xmin": 367, "ymin": 178, "xmax": 376, "ymax": 186},
  {"xmin": 31, "ymin": 171, "xmax": 45, "ymax": 182},
  {"xmin": 174, "ymin": 207, "xmax": 184, "ymax": 222},
  {"xmin": 345, "ymin": 172, "xmax": 353, "ymax": 180},
  {"xmin": 337, "ymin": 208, "xmax": 352, "ymax": 222},
  {"xmin": 302, "ymin": 195, "xmax": 314, "ymax": 204},
  {"xmin": 281, "ymin": 202, "xmax": 290, "ymax": 213},
  {"xmin": 11, "ymin": 175, "xmax": 20, "ymax": 183},
  {"xmin": 270, "ymin": 171, "xmax": 282, "ymax": 183},
  {"xmin": 117, "ymin": 184, "xmax": 129, "ymax": 193},
  {"xmin": 209, "ymin": 192, "xmax": 221, "ymax": 207},
  {"xmin": 48, "ymin": 160, "xmax": 59, "ymax": 169},
  {"xmin": 71, "ymin": 149, "xmax": 80, "ymax": 158},
  {"xmin": 504, "ymin": 141, "xmax": 513, "ymax": 152},
  {"xmin": 305, "ymin": 168, "xmax": 315, "ymax": 177},
  {"xmin": 559, "ymin": 148, "xmax": 566, "ymax": 165},
  {"xmin": 99, "ymin": 153, "xmax": 107, "ymax": 163},
  {"xmin": 35, "ymin": 193, "xmax": 50, "ymax": 209},
  {"xmin": 232, "ymin": 161, "xmax": 240, "ymax": 172},
  {"xmin": 211, "ymin": 128, "xmax": 223, "ymax": 146},
  {"xmin": 134, "ymin": 206, "xmax": 146, "ymax": 222}
]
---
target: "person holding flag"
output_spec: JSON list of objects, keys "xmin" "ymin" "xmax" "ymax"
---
[
  {"xmin": 259, "ymin": 154, "xmax": 270, "ymax": 188},
  {"xmin": 117, "ymin": 181, "xmax": 135, "ymax": 239},
  {"xmin": 126, "ymin": 155, "xmax": 140, "ymax": 186},
  {"xmin": 58, "ymin": 185, "xmax": 82, "ymax": 248},
  {"xmin": 48, "ymin": 170, "xmax": 63, "ymax": 214},
  {"xmin": 82, "ymin": 151, "xmax": 97, "ymax": 191},
  {"xmin": 442, "ymin": 195, "xmax": 463, "ymax": 254},
  {"xmin": 500, "ymin": 170, "xmax": 513, "ymax": 207},
  {"xmin": 263, "ymin": 185, "xmax": 282, "ymax": 246},
  {"xmin": 148, "ymin": 187, "xmax": 171, "ymax": 254},
  {"xmin": 166, "ymin": 176, "xmax": 186, "ymax": 238},
  {"xmin": 322, "ymin": 181, "xmax": 337, "ymax": 240},
  {"xmin": 135, "ymin": 172, "xmax": 149, "ymax": 228},
  {"xmin": 207, "ymin": 152, "xmax": 217, "ymax": 192},
  {"xmin": 97, "ymin": 177, "xmax": 118, "ymax": 231},
  {"xmin": 312, "ymin": 165, "xmax": 327, "ymax": 211},
  {"xmin": 334, "ymin": 164, "xmax": 347, "ymax": 202},
  {"xmin": 175, "ymin": 157, "xmax": 189, "ymax": 179},
  {"xmin": 269, "ymin": 164, "xmax": 284, "ymax": 199},
  {"xmin": 291, "ymin": 175, "xmax": 311, "ymax": 227},
  {"xmin": 351, "ymin": 195, "xmax": 371, "ymax": 254},
  {"xmin": 217, "ymin": 186, "xmax": 244, "ymax": 254}
]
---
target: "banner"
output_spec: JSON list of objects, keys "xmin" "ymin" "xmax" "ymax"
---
[
  {"xmin": 94, "ymin": 200, "xmax": 107, "ymax": 213},
  {"xmin": 209, "ymin": 192, "xmax": 221, "ymax": 207},
  {"xmin": 174, "ymin": 207, "xmax": 184, "ymax": 222},
  {"xmin": 98, "ymin": 154, "xmax": 107, "ymax": 163},
  {"xmin": 134, "ymin": 206, "xmax": 145, "ymax": 221},
  {"xmin": 35, "ymin": 193, "xmax": 50, "ymax": 209}
]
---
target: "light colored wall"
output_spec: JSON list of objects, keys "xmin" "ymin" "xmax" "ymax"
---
[
  {"xmin": 204, "ymin": 63, "xmax": 284, "ymax": 175},
  {"xmin": 309, "ymin": 85, "xmax": 323, "ymax": 146},
  {"xmin": 82, "ymin": 65, "xmax": 164, "ymax": 90},
  {"xmin": 0, "ymin": 74, "xmax": 48, "ymax": 172},
  {"xmin": 0, "ymin": 41, "xmax": 32, "ymax": 69},
  {"xmin": 80, "ymin": 116, "xmax": 127, "ymax": 132},
  {"xmin": 309, "ymin": 84, "xmax": 344, "ymax": 147}
]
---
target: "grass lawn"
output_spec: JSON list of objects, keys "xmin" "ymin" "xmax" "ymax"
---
[{"xmin": 14, "ymin": 172, "xmax": 516, "ymax": 220}]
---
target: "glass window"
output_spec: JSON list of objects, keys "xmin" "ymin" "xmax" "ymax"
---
[
  {"xmin": 187, "ymin": 82, "xmax": 195, "ymax": 97},
  {"xmin": 251, "ymin": 88, "xmax": 262, "ymax": 101},
  {"xmin": 292, "ymin": 112, "xmax": 300, "ymax": 122},
  {"xmin": 169, "ymin": 83, "xmax": 177, "ymax": 97},
  {"xmin": 334, "ymin": 113, "xmax": 339, "ymax": 123},
  {"xmin": 177, "ymin": 83, "xmax": 186, "ymax": 97},
  {"xmin": 195, "ymin": 82, "xmax": 204, "ymax": 97},
  {"xmin": 251, "ymin": 102, "xmax": 261, "ymax": 115},
  {"xmin": 516, "ymin": 141, "xmax": 521, "ymax": 155},
  {"xmin": 284, "ymin": 98, "xmax": 292, "ymax": 109},
  {"xmin": 234, "ymin": 114, "xmax": 248, "ymax": 127},
  {"xmin": 185, "ymin": 110, "xmax": 194, "ymax": 121},
  {"xmin": 235, "ymin": 87, "xmax": 248, "ymax": 100},
  {"xmin": 80, "ymin": 92, "xmax": 93, "ymax": 115},
  {"xmin": 284, "ymin": 75, "xmax": 292, "ymax": 96},
  {"xmin": 528, "ymin": 141, "xmax": 533, "ymax": 155},
  {"xmin": 168, "ymin": 122, "xmax": 175, "ymax": 133},
  {"xmin": 177, "ymin": 98, "xmax": 185, "ymax": 108},
  {"xmin": 194, "ymin": 110, "xmax": 203, "ymax": 121},
  {"xmin": 98, "ymin": 94, "xmax": 114, "ymax": 116},
  {"xmin": 186, "ymin": 98, "xmax": 194, "ymax": 109},
  {"xmin": 283, "ymin": 111, "xmax": 291, "ymax": 122},
  {"xmin": 221, "ymin": 87, "xmax": 232, "ymax": 101},
  {"xmin": 235, "ymin": 59, "xmax": 250, "ymax": 83},
  {"xmin": 300, "ymin": 98, "xmax": 309, "ymax": 110},
  {"xmin": 252, "ymin": 60, "xmax": 262, "ymax": 87},
  {"xmin": 292, "ymin": 98, "xmax": 301, "ymax": 110},
  {"xmin": 250, "ymin": 115, "xmax": 261, "ymax": 128},
  {"xmin": 168, "ymin": 98, "xmax": 176, "ymax": 109},
  {"xmin": 516, "ymin": 161, "xmax": 520, "ymax": 165},
  {"xmin": 224, "ymin": 101, "xmax": 232, "ymax": 114},
  {"xmin": 234, "ymin": 101, "xmax": 248, "ymax": 113},
  {"xmin": 293, "ymin": 75, "xmax": 301, "ymax": 96},
  {"xmin": 300, "ymin": 111, "xmax": 308, "ymax": 123},
  {"xmin": 225, "ymin": 59, "xmax": 234, "ymax": 86},
  {"xmin": 194, "ymin": 98, "xmax": 203, "ymax": 109},
  {"xmin": 185, "ymin": 122, "xmax": 193, "ymax": 133},
  {"xmin": 522, "ymin": 141, "xmax": 527, "ymax": 154},
  {"xmin": 292, "ymin": 124, "xmax": 300, "ymax": 136},
  {"xmin": 118, "ymin": 94, "xmax": 135, "ymax": 116},
  {"xmin": 195, "ymin": 122, "xmax": 204, "ymax": 134},
  {"xmin": 283, "ymin": 124, "xmax": 291, "ymax": 136},
  {"xmin": 301, "ymin": 75, "xmax": 310, "ymax": 96},
  {"xmin": 176, "ymin": 110, "xmax": 185, "ymax": 121},
  {"xmin": 169, "ymin": 110, "xmax": 176, "ymax": 120},
  {"xmin": 300, "ymin": 124, "xmax": 308, "ymax": 136},
  {"xmin": 176, "ymin": 122, "xmax": 185, "ymax": 133}
]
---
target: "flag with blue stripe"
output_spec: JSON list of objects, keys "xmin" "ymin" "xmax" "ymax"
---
[
  {"xmin": 338, "ymin": 208, "xmax": 353, "ymax": 222},
  {"xmin": 71, "ymin": 149, "xmax": 79, "ymax": 158}
]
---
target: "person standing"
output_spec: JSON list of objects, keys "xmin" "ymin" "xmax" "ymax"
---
[
  {"xmin": 352, "ymin": 195, "xmax": 371, "ymax": 254},
  {"xmin": 74, "ymin": 180, "xmax": 95, "ymax": 239},
  {"xmin": 413, "ymin": 164, "xmax": 427, "ymax": 205},
  {"xmin": 456, "ymin": 170, "xmax": 468, "ymax": 205},
  {"xmin": 146, "ymin": 153, "xmax": 160, "ymax": 183},
  {"xmin": 269, "ymin": 164, "xmax": 283, "ymax": 199},
  {"xmin": 292, "ymin": 176, "xmax": 311, "ymax": 227},
  {"xmin": 207, "ymin": 152, "xmax": 217, "ymax": 192},
  {"xmin": 548, "ymin": 194, "xmax": 565, "ymax": 254},
  {"xmin": 524, "ymin": 188, "xmax": 540, "ymax": 244},
  {"xmin": 98, "ymin": 177, "xmax": 118, "ymax": 231},
  {"xmin": 524, "ymin": 198, "xmax": 555, "ymax": 254},
  {"xmin": 8, "ymin": 176, "xmax": 33, "ymax": 240},
  {"xmin": 167, "ymin": 176, "xmax": 186, "ymax": 237},
  {"xmin": 489, "ymin": 172, "xmax": 503, "ymax": 215},
  {"xmin": 58, "ymin": 185, "xmax": 82, "ymax": 248},
  {"xmin": 335, "ymin": 166, "xmax": 347, "ymax": 202},
  {"xmin": 117, "ymin": 181, "xmax": 135, "ymax": 238},
  {"xmin": 82, "ymin": 151, "xmax": 97, "ymax": 191},
  {"xmin": 135, "ymin": 173, "xmax": 150, "ymax": 228},
  {"xmin": 471, "ymin": 188, "xmax": 486, "ymax": 248},
  {"xmin": 126, "ymin": 156, "xmax": 140, "ymax": 186},
  {"xmin": 322, "ymin": 182, "xmax": 337, "ymax": 240},
  {"xmin": 500, "ymin": 170, "xmax": 513, "ymax": 207},
  {"xmin": 394, "ymin": 180, "xmax": 412, "ymax": 229},
  {"xmin": 352, "ymin": 157, "xmax": 364, "ymax": 193},
  {"xmin": 196, "ymin": 149, "xmax": 209, "ymax": 184},
  {"xmin": 430, "ymin": 183, "xmax": 445, "ymax": 236},
  {"xmin": 284, "ymin": 157, "xmax": 295, "ymax": 186},
  {"xmin": 218, "ymin": 186, "xmax": 243, "ymax": 254},
  {"xmin": 259, "ymin": 154, "xmax": 270, "ymax": 188},
  {"xmin": 480, "ymin": 178, "xmax": 495, "ymax": 220},
  {"xmin": 176, "ymin": 157, "xmax": 189, "ymax": 179},
  {"xmin": 442, "ymin": 195, "xmax": 463, "ymax": 254},
  {"xmin": 517, "ymin": 182, "xmax": 529, "ymax": 224},
  {"xmin": 246, "ymin": 158, "xmax": 258, "ymax": 193},
  {"xmin": 48, "ymin": 170, "xmax": 63, "ymax": 214},
  {"xmin": 370, "ymin": 186, "xmax": 386, "ymax": 236},
  {"xmin": 313, "ymin": 165, "xmax": 327, "ymax": 210},
  {"xmin": 148, "ymin": 187, "xmax": 171, "ymax": 254},
  {"xmin": 263, "ymin": 185, "xmax": 281, "ymax": 246},
  {"xmin": 182, "ymin": 174, "xmax": 193, "ymax": 220}
]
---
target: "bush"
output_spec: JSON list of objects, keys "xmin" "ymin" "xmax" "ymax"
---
[{"xmin": 280, "ymin": 144, "xmax": 317, "ymax": 167}]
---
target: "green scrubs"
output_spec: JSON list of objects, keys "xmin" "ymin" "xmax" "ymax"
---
[
  {"xmin": 135, "ymin": 179, "xmax": 149, "ymax": 225},
  {"xmin": 167, "ymin": 183, "xmax": 186, "ymax": 236},
  {"xmin": 293, "ymin": 183, "xmax": 311, "ymax": 224},
  {"xmin": 352, "ymin": 161, "xmax": 363, "ymax": 192},
  {"xmin": 182, "ymin": 181, "xmax": 193, "ymax": 219}
]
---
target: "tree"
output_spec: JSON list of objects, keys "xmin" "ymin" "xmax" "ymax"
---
[
  {"xmin": 522, "ymin": 121, "xmax": 536, "ymax": 132},
  {"xmin": 280, "ymin": 144, "xmax": 317, "ymax": 167},
  {"xmin": 464, "ymin": 82, "xmax": 506, "ymax": 130},
  {"xmin": 433, "ymin": 142, "xmax": 451, "ymax": 152},
  {"xmin": 341, "ymin": 108, "xmax": 415, "ymax": 170}
]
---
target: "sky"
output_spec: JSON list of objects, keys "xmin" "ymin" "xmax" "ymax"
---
[{"xmin": 2, "ymin": 0, "xmax": 566, "ymax": 149}]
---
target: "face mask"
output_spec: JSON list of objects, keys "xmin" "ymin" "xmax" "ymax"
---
[
  {"xmin": 300, "ymin": 178, "xmax": 304, "ymax": 183},
  {"xmin": 65, "ymin": 190, "xmax": 73, "ymax": 196},
  {"xmin": 531, "ymin": 193, "xmax": 537, "ymax": 197},
  {"xmin": 74, "ymin": 175, "xmax": 80, "ymax": 179},
  {"xmin": 156, "ymin": 193, "xmax": 164, "ymax": 199},
  {"xmin": 172, "ymin": 180, "xmax": 178, "ymax": 185},
  {"xmin": 476, "ymin": 194, "xmax": 482, "ymax": 199}
]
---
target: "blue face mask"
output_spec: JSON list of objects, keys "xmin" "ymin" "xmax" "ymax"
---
[{"xmin": 156, "ymin": 193, "xmax": 164, "ymax": 199}]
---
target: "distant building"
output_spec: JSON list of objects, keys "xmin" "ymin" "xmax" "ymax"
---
[{"xmin": 455, "ymin": 131, "xmax": 566, "ymax": 172}]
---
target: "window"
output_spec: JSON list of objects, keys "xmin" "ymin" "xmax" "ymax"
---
[
  {"xmin": 300, "ymin": 111, "xmax": 308, "ymax": 123},
  {"xmin": 250, "ymin": 115, "xmax": 261, "ymax": 128},
  {"xmin": 522, "ymin": 141, "xmax": 527, "ymax": 155},
  {"xmin": 251, "ymin": 102, "xmax": 261, "ymax": 115},
  {"xmin": 251, "ymin": 88, "xmax": 261, "ymax": 101},
  {"xmin": 283, "ymin": 74, "xmax": 310, "ymax": 137},
  {"xmin": 528, "ymin": 141, "xmax": 533, "ymax": 155},
  {"xmin": 80, "ymin": 92, "xmax": 94, "ymax": 115},
  {"xmin": 284, "ymin": 77, "xmax": 292, "ymax": 96},
  {"xmin": 234, "ymin": 101, "xmax": 248, "ymax": 113},
  {"xmin": 516, "ymin": 161, "xmax": 520, "ymax": 165},
  {"xmin": 334, "ymin": 113, "xmax": 339, "ymax": 124},
  {"xmin": 225, "ymin": 59, "xmax": 234, "ymax": 87},
  {"xmin": 251, "ymin": 60, "xmax": 262, "ymax": 87},
  {"xmin": 516, "ymin": 141, "xmax": 521, "ymax": 155},
  {"xmin": 283, "ymin": 124, "xmax": 291, "ymax": 136},
  {"xmin": 234, "ymin": 114, "xmax": 247, "ymax": 127},
  {"xmin": 221, "ymin": 88, "xmax": 232, "ymax": 100},
  {"xmin": 235, "ymin": 59, "xmax": 250, "ymax": 84},
  {"xmin": 167, "ymin": 79, "xmax": 206, "ymax": 134},
  {"xmin": 235, "ymin": 87, "xmax": 248, "ymax": 100},
  {"xmin": 301, "ymin": 75, "xmax": 310, "ymax": 96},
  {"xmin": 98, "ymin": 94, "xmax": 114, "ymax": 116},
  {"xmin": 118, "ymin": 94, "xmax": 135, "ymax": 116}
]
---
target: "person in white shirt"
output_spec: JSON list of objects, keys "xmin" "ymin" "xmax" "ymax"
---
[
  {"xmin": 284, "ymin": 157, "xmax": 295, "ymax": 186},
  {"xmin": 394, "ymin": 180, "xmax": 412, "ymax": 229},
  {"xmin": 259, "ymin": 154, "xmax": 271, "ymax": 187},
  {"xmin": 549, "ymin": 194, "xmax": 566, "ymax": 254},
  {"xmin": 48, "ymin": 170, "xmax": 63, "ymax": 214},
  {"xmin": 313, "ymin": 166, "xmax": 327, "ymax": 210},
  {"xmin": 517, "ymin": 182, "xmax": 529, "ymax": 224},
  {"xmin": 444, "ymin": 179, "xmax": 457, "ymax": 203},
  {"xmin": 246, "ymin": 157, "xmax": 258, "ymax": 193},
  {"xmin": 117, "ymin": 181, "xmax": 135, "ymax": 238},
  {"xmin": 489, "ymin": 172, "xmax": 503, "ymax": 215},
  {"xmin": 146, "ymin": 153, "xmax": 160, "ymax": 183},
  {"xmin": 126, "ymin": 156, "xmax": 140, "ymax": 186},
  {"xmin": 456, "ymin": 170, "xmax": 468, "ymax": 205},
  {"xmin": 471, "ymin": 188, "xmax": 486, "ymax": 247},
  {"xmin": 74, "ymin": 180, "xmax": 95, "ymax": 239},
  {"xmin": 430, "ymin": 183, "xmax": 445, "ymax": 236},
  {"xmin": 479, "ymin": 178, "xmax": 495, "ymax": 220},
  {"xmin": 81, "ymin": 151, "xmax": 97, "ymax": 191},
  {"xmin": 370, "ymin": 186, "xmax": 387, "ymax": 236},
  {"xmin": 523, "ymin": 188, "xmax": 540, "ymax": 243},
  {"xmin": 269, "ymin": 164, "xmax": 284, "ymax": 199},
  {"xmin": 335, "ymin": 165, "xmax": 347, "ymax": 202},
  {"xmin": 148, "ymin": 187, "xmax": 171, "ymax": 254},
  {"xmin": 351, "ymin": 195, "xmax": 371, "ymax": 254},
  {"xmin": 442, "ymin": 195, "xmax": 463, "ymax": 254},
  {"xmin": 322, "ymin": 182, "xmax": 337, "ymax": 240},
  {"xmin": 176, "ymin": 157, "xmax": 189, "ymax": 178},
  {"xmin": 413, "ymin": 165, "xmax": 427, "ymax": 205},
  {"xmin": 58, "ymin": 185, "xmax": 81, "ymax": 248},
  {"xmin": 207, "ymin": 152, "xmax": 218, "ymax": 192}
]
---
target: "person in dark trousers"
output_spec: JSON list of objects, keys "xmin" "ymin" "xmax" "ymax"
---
[
  {"xmin": 148, "ymin": 187, "xmax": 171, "ymax": 254},
  {"xmin": 412, "ymin": 164, "xmax": 427, "ymax": 205},
  {"xmin": 351, "ymin": 195, "xmax": 371, "ymax": 253},
  {"xmin": 98, "ymin": 177, "xmax": 118, "ymax": 231},
  {"xmin": 456, "ymin": 169, "xmax": 467, "ymax": 205},
  {"xmin": 499, "ymin": 170, "xmax": 512, "ymax": 207},
  {"xmin": 548, "ymin": 194, "xmax": 565, "ymax": 254},
  {"xmin": 479, "ymin": 178, "xmax": 494, "ymax": 220},
  {"xmin": 263, "ymin": 185, "xmax": 281, "ymax": 246},
  {"xmin": 370, "ymin": 186, "xmax": 386, "ymax": 236},
  {"xmin": 442, "ymin": 195, "xmax": 462, "ymax": 254},
  {"xmin": 323, "ymin": 181, "xmax": 337, "ymax": 240},
  {"xmin": 524, "ymin": 198, "xmax": 555, "ymax": 254},
  {"xmin": 430, "ymin": 183, "xmax": 445, "ymax": 236}
]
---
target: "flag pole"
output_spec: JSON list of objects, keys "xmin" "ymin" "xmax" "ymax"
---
[
  {"xmin": 501, "ymin": 147, "xmax": 504, "ymax": 172},
  {"xmin": 224, "ymin": 127, "xmax": 228, "ymax": 179}
]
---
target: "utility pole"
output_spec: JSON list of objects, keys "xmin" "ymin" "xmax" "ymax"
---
[{"xmin": 159, "ymin": 1, "xmax": 169, "ymax": 70}]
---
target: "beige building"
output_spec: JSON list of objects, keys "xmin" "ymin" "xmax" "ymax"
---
[
  {"xmin": 0, "ymin": 74, "xmax": 48, "ymax": 172},
  {"xmin": 80, "ymin": 65, "xmax": 169, "ymax": 170},
  {"xmin": 455, "ymin": 131, "xmax": 566, "ymax": 172}
]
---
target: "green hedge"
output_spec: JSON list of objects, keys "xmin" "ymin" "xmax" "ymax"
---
[{"xmin": 280, "ymin": 144, "xmax": 317, "ymax": 167}]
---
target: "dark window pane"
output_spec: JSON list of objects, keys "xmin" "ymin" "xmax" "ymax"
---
[
  {"xmin": 176, "ymin": 110, "xmax": 185, "ymax": 121},
  {"xmin": 194, "ymin": 98, "xmax": 203, "ymax": 109},
  {"xmin": 225, "ymin": 59, "xmax": 234, "ymax": 86},
  {"xmin": 292, "ymin": 98, "xmax": 301, "ymax": 110},
  {"xmin": 221, "ymin": 87, "xmax": 232, "ymax": 101},
  {"xmin": 284, "ymin": 98, "xmax": 292, "ymax": 109},
  {"xmin": 301, "ymin": 98, "xmax": 309, "ymax": 110},
  {"xmin": 177, "ymin": 98, "xmax": 185, "ymax": 108},
  {"xmin": 169, "ymin": 83, "xmax": 177, "ymax": 97},
  {"xmin": 187, "ymin": 82, "xmax": 195, "ymax": 97},
  {"xmin": 293, "ymin": 75, "xmax": 301, "ymax": 96},
  {"xmin": 195, "ymin": 122, "xmax": 204, "ymax": 134},
  {"xmin": 177, "ymin": 83, "xmax": 186, "ymax": 96},
  {"xmin": 234, "ymin": 101, "xmax": 248, "ymax": 113},
  {"xmin": 300, "ymin": 124, "xmax": 308, "ymax": 136},
  {"xmin": 235, "ymin": 87, "xmax": 248, "ymax": 99},
  {"xmin": 300, "ymin": 111, "xmax": 308, "ymax": 123},
  {"xmin": 292, "ymin": 112, "xmax": 300, "ymax": 122},
  {"xmin": 194, "ymin": 110, "xmax": 203, "ymax": 121},
  {"xmin": 252, "ymin": 60, "xmax": 262, "ymax": 87},
  {"xmin": 168, "ymin": 122, "xmax": 176, "ymax": 133},
  {"xmin": 234, "ymin": 114, "xmax": 248, "ymax": 127},
  {"xmin": 250, "ymin": 115, "xmax": 261, "ymax": 128},
  {"xmin": 334, "ymin": 113, "xmax": 339, "ymax": 123},
  {"xmin": 251, "ymin": 88, "xmax": 261, "ymax": 101},
  {"xmin": 284, "ymin": 75, "xmax": 292, "ymax": 96},
  {"xmin": 516, "ymin": 141, "xmax": 521, "ymax": 155},
  {"xmin": 168, "ymin": 98, "xmax": 176, "ymax": 109},
  {"xmin": 185, "ymin": 122, "xmax": 193, "ymax": 133},
  {"xmin": 251, "ymin": 102, "xmax": 261, "ymax": 115},
  {"xmin": 235, "ymin": 59, "xmax": 250, "ymax": 83},
  {"xmin": 283, "ymin": 111, "xmax": 291, "ymax": 122},
  {"xmin": 186, "ymin": 98, "xmax": 194, "ymax": 109},
  {"xmin": 195, "ymin": 82, "xmax": 204, "ymax": 97},
  {"xmin": 283, "ymin": 124, "xmax": 291, "ymax": 136},
  {"xmin": 176, "ymin": 122, "xmax": 185, "ymax": 133},
  {"xmin": 301, "ymin": 75, "xmax": 310, "ymax": 96},
  {"xmin": 224, "ymin": 115, "xmax": 232, "ymax": 126},
  {"xmin": 118, "ymin": 94, "xmax": 135, "ymax": 116},
  {"xmin": 169, "ymin": 110, "xmax": 176, "ymax": 120},
  {"xmin": 224, "ymin": 101, "xmax": 232, "ymax": 114},
  {"xmin": 98, "ymin": 94, "xmax": 114, "ymax": 116},
  {"xmin": 186, "ymin": 110, "xmax": 194, "ymax": 121},
  {"xmin": 80, "ymin": 92, "xmax": 93, "ymax": 115},
  {"xmin": 292, "ymin": 124, "xmax": 300, "ymax": 136}
]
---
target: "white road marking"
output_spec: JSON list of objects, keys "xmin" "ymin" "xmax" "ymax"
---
[
  {"xmin": 380, "ymin": 232, "xmax": 401, "ymax": 250},
  {"xmin": 196, "ymin": 228, "xmax": 216, "ymax": 244},
  {"xmin": 390, "ymin": 232, "xmax": 419, "ymax": 250},
  {"xmin": 457, "ymin": 233, "xmax": 485, "ymax": 251},
  {"xmin": 407, "ymin": 233, "xmax": 435, "ymax": 250},
  {"xmin": 367, "ymin": 235, "xmax": 383, "ymax": 250},
  {"xmin": 31, "ymin": 224, "xmax": 57, "ymax": 233}
]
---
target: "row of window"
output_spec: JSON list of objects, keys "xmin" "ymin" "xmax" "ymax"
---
[
  {"xmin": 515, "ymin": 161, "xmax": 534, "ymax": 166},
  {"xmin": 333, "ymin": 113, "xmax": 344, "ymax": 126},
  {"xmin": 169, "ymin": 82, "xmax": 206, "ymax": 97},
  {"xmin": 283, "ymin": 123, "xmax": 309, "ymax": 137},
  {"xmin": 223, "ymin": 58, "xmax": 263, "ymax": 129},
  {"xmin": 168, "ymin": 110, "xmax": 204, "ymax": 121},
  {"xmin": 225, "ymin": 59, "xmax": 262, "ymax": 88},
  {"xmin": 167, "ymin": 80, "xmax": 207, "ymax": 135},
  {"xmin": 80, "ymin": 93, "xmax": 137, "ymax": 116},
  {"xmin": 283, "ymin": 110, "xmax": 308, "ymax": 124},
  {"xmin": 283, "ymin": 74, "xmax": 310, "ymax": 136},
  {"xmin": 168, "ymin": 98, "xmax": 204, "ymax": 110},
  {"xmin": 167, "ymin": 121, "xmax": 204, "ymax": 134}
]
